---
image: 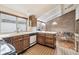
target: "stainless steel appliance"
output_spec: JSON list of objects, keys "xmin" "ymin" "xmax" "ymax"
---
[{"xmin": 0, "ymin": 38, "xmax": 16, "ymax": 55}]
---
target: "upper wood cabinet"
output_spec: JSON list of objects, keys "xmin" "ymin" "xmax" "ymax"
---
[{"xmin": 29, "ymin": 15, "xmax": 37, "ymax": 27}]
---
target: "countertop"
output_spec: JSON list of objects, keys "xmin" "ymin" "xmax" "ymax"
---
[
  {"xmin": 0, "ymin": 32, "xmax": 37, "ymax": 38},
  {"xmin": 0, "ymin": 31, "xmax": 57, "ymax": 38},
  {"xmin": 37, "ymin": 31, "xmax": 57, "ymax": 34}
]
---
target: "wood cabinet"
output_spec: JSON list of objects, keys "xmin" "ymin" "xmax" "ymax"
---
[
  {"xmin": 45, "ymin": 34, "xmax": 56, "ymax": 48},
  {"xmin": 22, "ymin": 35, "xmax": 30, "ymax": 50},
  {"xmin": 37, "ymin": 33, "xmax": 56, "ymax": 48},
  {"xmin": 37, "ymin": 33, "xmax": 46, "ymax": 45},
  {"xmin": 29, "ymin": 15, "xmax": 37, "ymax": 27},
  {"xmin": 3, "ymin": 34, "xmax": 30, "ymax": 54},
  {"xmin": 12, "ymin": 36, "xmax": 22, "ymax": 53}
]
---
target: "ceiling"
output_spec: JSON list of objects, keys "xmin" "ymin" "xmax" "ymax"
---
[
  {"xmin": 1, "ymin": 4, "xmax": 61, "ymax": 22},
  {"xmin": 2, "ymin": 4, "xmax": 57, "ymax": 17},
  {"xmin": 1, "ymin": 4, "xmax": 75, "ymax": 23}
]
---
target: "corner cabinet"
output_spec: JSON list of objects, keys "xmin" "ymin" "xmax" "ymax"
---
[{"xmin": 29, "ymin": 15, "xmax": 37, "ymax": 27}]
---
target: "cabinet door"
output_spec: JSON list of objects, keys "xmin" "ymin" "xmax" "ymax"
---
[
  {"xmin": 45, "ymin": 34, "xmax": 56, "ymax": 48},
  {"xmin": 23, "ymin": 37, "xmax": 29, "ymax": 50},
  {"xmin": 45, "ymin": 37, "xmax": 54, "ymax": 44},
  {"xmin": 45, "ymin": 37, "xmax": 55, "ymax": 48},
  {"xmin": 37, "ymin": 36, "xmax": 45, "ymax": 45},
  {"xmin": 29, "ymin": 15, "xmax": 37, "ymax": 27},
  {"xmin": 32, "ymin": 18, "xmax": 37, "ymax": 26},
  {"xmin": 12, "ymin": 40, "xmax": 21, "ymax": 53},
  {"xmin": 37, "ymin": 33, "xmax": 45, "ymax": 45},
  {"xmin": 22, "ymin": 35, "xmax": 30, "ymax": 50},
  {"xmin": 12, "ymin": 36, "xmax": 22, "ymax": 53}
]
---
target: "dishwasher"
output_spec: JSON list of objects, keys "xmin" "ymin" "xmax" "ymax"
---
[{"xmin": 29, "ymin": 33, "xmax": 37, "ymax": 46}]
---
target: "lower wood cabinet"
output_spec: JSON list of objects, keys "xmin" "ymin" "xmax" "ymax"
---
[
  {"xmin": 37, "ymin": 33, "xmax": 45, "ymax": 45},
  {"xmin": 37, "ymin": 33, "xmax": 56, "ymax": 48},
  {"xmin": 3, "ymin": 33, "xmax": 56, "ymax": 54},
  {"xmin": 22, "ymin": 35, "xmax": 30, "ymax": 50},
  {"xmin": 45, "ymin": 34, "xmax": 56, "ymax": 48},
  {"xmin": 4, "ymin": 34, "xmax": 30, "ymax": 54}
]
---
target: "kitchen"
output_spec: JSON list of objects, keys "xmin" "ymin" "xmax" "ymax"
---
[{"xmin": 0, "ymin": 4, "xmax": 79, "ymax": 55}]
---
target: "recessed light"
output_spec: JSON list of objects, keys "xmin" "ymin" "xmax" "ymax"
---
[
  {"xmin": 52, "ymin": 22, "xmax": 57, "ymax": 25},
  {"xmin": 42, "ymin": 23, "xmax": 45, "ymax": 26}
]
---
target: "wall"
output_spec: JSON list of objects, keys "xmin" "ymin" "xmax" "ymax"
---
[{"xmin": 46, "ymin": 10, "xmax": 75, "ymax": 32}]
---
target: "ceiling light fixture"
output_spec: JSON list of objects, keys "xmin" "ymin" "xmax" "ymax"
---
[
  {"xmin": 42, "ymin": 23, "xmax": 46, "ymax": 26},
  {"xmin": 52, "ymin": 21, "xmax": 57, "ymax": 25}
]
